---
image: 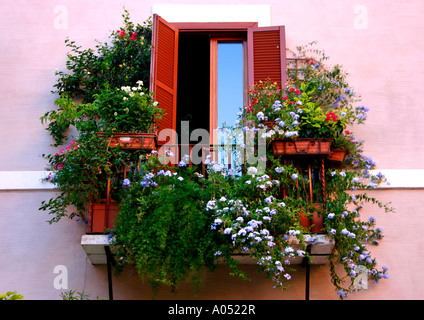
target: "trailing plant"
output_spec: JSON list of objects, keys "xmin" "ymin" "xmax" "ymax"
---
[{"xmin": 110, "ymin": 153, "xmax": 218, "ymax": 296}]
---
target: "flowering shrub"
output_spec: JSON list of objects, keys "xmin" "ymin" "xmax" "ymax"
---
[
  {"xmin": 53, "ymin": 9, "xmax": 152, "ymax": 103},
  {"xmin": 240, "ymin": 42, "xmax": 370, "ymax": 163},
  {"xmin": 92, "ymin": 81, "xmax": 163, "ymax": 133},
  {"xmin": 41, "ymin": 10, "xmax": 153, "ymax": 146}
]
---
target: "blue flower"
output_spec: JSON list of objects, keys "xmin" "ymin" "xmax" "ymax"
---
[
  {"xmin": 122, "ymin": 178, "xmax": 130, "ymax": 188},
  {"xmin": 337, "ymin": 289, "xmax": 347, "ymax": 298}
]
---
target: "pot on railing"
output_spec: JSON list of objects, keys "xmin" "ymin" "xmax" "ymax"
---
[
  {"xmin": 272, "ymin": 139, "xmax": 332, "ymax": 157},
  {"xmin": 328, "ymin": 148, "xmax": 346, "ymax": 163},
  {"xmin": 98, "ymin": 132, "xmax": 157, "ymax": 150}
]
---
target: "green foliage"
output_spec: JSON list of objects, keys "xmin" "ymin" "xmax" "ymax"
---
[
  {"xmin": 53, "ymin": 10, "xmax": 152, "ymax": 103},
  {"xmin": 40, "ymin": 10, "xmax": 160, "ymax": 224},
  {"xmin": 110, "ymin": 155, "xmax": 218, "ymax": 296},
  {"xmin": 42, "ymin": 10, "xmax": 154, "ymax": 146},
  {"xmin": 59, "ymin": 289, "xmax": 104, "ymax": 300},
  {"xmin": 39, "ymin": 133, "xmax": 147, "ymax": 223},
  {"xmin": 0, "ymin": 291, "xmax": 24, "ymax": 300}
]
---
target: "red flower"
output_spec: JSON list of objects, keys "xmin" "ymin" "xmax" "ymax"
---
[
  {"xmin": 325, "ymin": 112, "xmax": 338, "ymax": 122},
  {"xmin": 295, "ymin": 89, "xmax": 301, "ymax": 95},
  {"xmin": 130, "ymin": 32, "xmax": 137, "ymax": 41},
  {"xmin": 282, "ymin": 96, "xmax": 288, "ymax": 100},
  {"xmin": 289, "ymin": 87, "xmax": 295, "ymax": 92}
]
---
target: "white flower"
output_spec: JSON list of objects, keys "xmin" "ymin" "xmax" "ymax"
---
[
  {"xmin": 213, "ymin": 218, "xmax": 222, "ymax": 225},
  {"xmin": 224, "ymin": 228, "xmax": 233, "ymax": 235},
  {"xmin": 275, "ymin": 167, "xmax": 284, "ymax": 173},
  {"xmin": 257, "ymin": 111, "xmax": 265, "ymax": 121},
  {"xmin": 264, "ymin": 196, "xmax": 274, "ymax": 203},
  {"xmin": 177, "ymin": 176, "xmax": 184, "ymax": 181},
  {"xmin": 247, "ymin": 167, "xmax": 258, "ymax": 175},
  {"xmin": 236, "ymin": 217, "xmax": 244, "ymax": 223},
  {"xmin": 291, "ymin": 173, "xmax": 298, "ymax": 180}
]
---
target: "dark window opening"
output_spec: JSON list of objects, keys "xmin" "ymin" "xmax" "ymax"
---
[{"xmin": 176, "ymin": 33, "xmax": 210, "ymax": 137}]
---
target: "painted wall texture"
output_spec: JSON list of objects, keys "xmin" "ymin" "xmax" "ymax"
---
[{"xmin": 1, "ymin": 0, "xmax": 423, "ymax": 300}]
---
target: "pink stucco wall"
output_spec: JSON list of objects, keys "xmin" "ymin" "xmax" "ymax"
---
[{"xmin": 1, "ymin": 0, "xmax": 423, "ymax": 301}]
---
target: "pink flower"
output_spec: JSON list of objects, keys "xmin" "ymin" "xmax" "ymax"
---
[{"xmin": 130, "ymin": 32, "xmax": 136, "ymax": 41}]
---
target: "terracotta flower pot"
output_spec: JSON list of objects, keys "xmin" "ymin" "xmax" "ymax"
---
[
  {"xmin": 299, "ymin": 203, "xmax": 325, "ymax": 234},
  {"xmin": 99, "ymin": 133, "xmax": 157, "ymax": 150},
  {"xmin": 328, "ymin": 148, "xmax": 346, "ymax": 162},
  {"xmin": 272, "ymin": 139, "xmax": 332, "ymax": 156},
  {"xmin": 87, "ymin": 201, "xmax": 119, "ymax": 234}
]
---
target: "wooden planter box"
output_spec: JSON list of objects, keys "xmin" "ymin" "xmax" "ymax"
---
[
  {"xmin": 272, "ymin": 139, "xmax": 332, "ymax": 156},
  {"xmin": 87, "ymin": 201, "xmax": 119, "ymax": 234},
  {"xmin": 328, "ymin": 148, "xmax": 346, "ymax": 162},
  {"xmin": 99, "ymin": 133, "xmax": 157, "ymax": 150},
  {"xmin": 299, "ymin": 203, "xmax": 325, "ymax": 234}
]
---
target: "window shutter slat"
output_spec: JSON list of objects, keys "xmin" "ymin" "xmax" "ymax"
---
[
  {"xmin": 150, "ymin": 14, "xmax": 179, "ymax": 142},
  {"xmin": 247, "ymin": 26, "xmax": 287, "ymax": 88}
]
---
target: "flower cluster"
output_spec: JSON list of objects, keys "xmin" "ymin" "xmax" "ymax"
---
[
  {"xmin": 91, "ymin": 80, "xmax": 163, "ymax": 133},
  {"xmin": 49, "ymin": 140, "xmax": 79, "ymax": 173},
  {"xmin": 117, "ymin": 29, "xmax": 139, "ymax": 41},
  {"xmin": 204, "ymin": 164, "xmax": 312, "ymax": 289}
]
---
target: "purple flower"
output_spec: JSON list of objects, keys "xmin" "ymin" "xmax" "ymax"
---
[{"xmin": 122, "ymin": 178, "xmax": 130, "ymax": 188}]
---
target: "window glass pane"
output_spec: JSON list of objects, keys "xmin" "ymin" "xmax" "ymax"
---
[
  {"xmin": 217, "ymin": 42, "xmax": 243, "ymax": 128},
  {"xmin": 217, "ymin": 42, "xmax": 244, "ymax": 173}
]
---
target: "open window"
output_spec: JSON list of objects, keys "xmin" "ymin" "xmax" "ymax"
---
[{"xmin": 150, "ymin": 14, "xmax": 287, "ymax": 164}]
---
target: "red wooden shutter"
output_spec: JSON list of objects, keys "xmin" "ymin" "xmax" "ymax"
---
[
  {"xmin": 247, "ymin": 26, "xmax": 287, "ymax": 88},
  {"xmin": 150, "ymin": 14, "xmax": 179, "ymax": 143}
]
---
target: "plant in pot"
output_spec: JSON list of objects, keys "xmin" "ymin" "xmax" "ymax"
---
[
  {"xmin": 92, "ymin": 82, "xmax": 163, "ymax": 149},
  {"xmin": 229, "ymin": 42, "xmax": 395, "ymax": 299},
  {"xmin": 40, "ymin": 11, "xmax": 161, "ymax": 232}
]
